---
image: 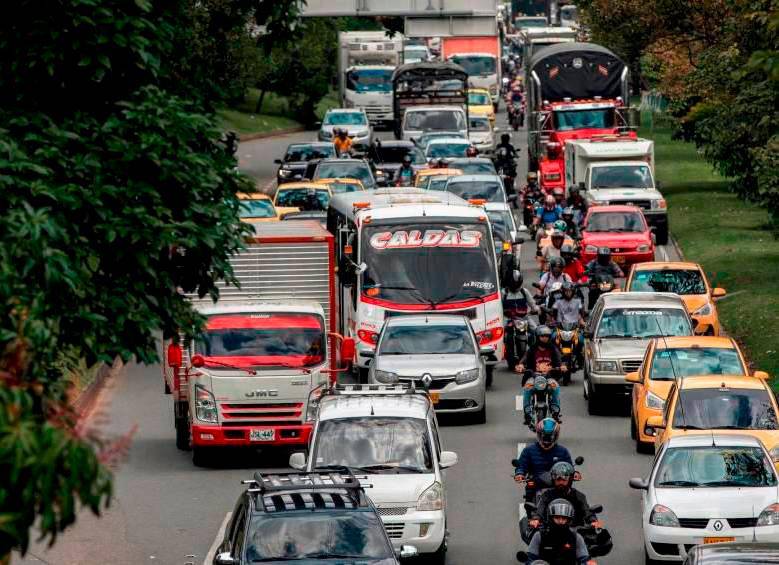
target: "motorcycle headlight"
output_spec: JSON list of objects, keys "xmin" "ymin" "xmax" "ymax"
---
[
  {"xmin": 649, "ymin": 504, "xmax": 679, "ymax": 527},
  {"xmin": 516, "ymin": 320, "xmax": 528, "ymax": 332},
  {"xmin": 645, "ymin": 391, "xmax": 665, "ymax": 410},
  {"xmin": 598, "ymin": 282, "xmax": 614, "ymax": 291},
  {"xmin": 195, "ymin": 384, "xmax": 218, "ymax": 423},
  {"xmin": 693, "ymin": 302, "xmax": 713, "ymax": 316},
  {"xmin": 374, "ymin": 370, "xmax": 399, "ymax": 384},
  {"xmin": 593, "ymin": 360, "xmax": 619, "ymax": 374},
  {"xmin": 456, "ymin": 368, "xmax": 480, "ymax": 384},
  {"xmin": 637, "ymin": 244, "xmax": 651, "ymax": 252},
  {"xmin": 560, "ymin": 330, "xmax": 574, "ymax": 341},
  {"xmin": 278, "ymin": 168, "xmax": 292, "ymax": 178},
  {"xmin": 757, "ymin": 504, "xmax": 779, "ymax": 526},
  {"xmin": 417, "ymin": 481, "xmax": 444, "ymax": 511}
]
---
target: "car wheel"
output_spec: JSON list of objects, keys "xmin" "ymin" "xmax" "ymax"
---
[
  {"xmin": 582, "ymin": 368, "xmax": 590, "ymax": 399},
  {"xmin": 587, "ymin": 385, "xmax": 601, "ymax": 416},
  {"xmin": 471, "ymin": 403, "xmax": 487, "ymax": 425},
  {"xmin": 164, "ymin": 379, "xmax": 171, "ymax": 395},
  {"xmin": 358, "ymin": 367, "xmax": 369, "ymax": 384},
  {"xmin": 486, "ymin": 365, "xmax": 494, "ymax": 389},
  {"xmin": 175, "ymin": 411, "xmax": 190, "ymax": 451},
  {"xmin": 426, "ymin": 539, "xmax": 447, "ymax": 565},
  {"xmin": 630, "ymin": 412, "xmax": 637, "ymax": 439}
]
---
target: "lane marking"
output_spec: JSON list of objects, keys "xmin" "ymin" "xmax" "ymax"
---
[
  {"xmin": 658, "ymin": 244, "xmax": 669, "ymax": 262},
  {"xmin": 203, "ymin": 511, "xmax": 232, "ymax": 565}
]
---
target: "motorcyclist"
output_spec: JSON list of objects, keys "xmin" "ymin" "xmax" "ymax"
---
[
  {"xmin": 561, "ymin": 208, "xmax": 582, "ymax": 240},
  {"xmin": 502, "ymin": 270, "xmax": 539, "ymax": 371},
  {"xmin": 534, "ymin": 195, "xmax": 564, "ymax": 243},
  {"xmin": 466, "ymin": 145, "xmax": 479, "ymax": 157},
  {"xmin": 496, "ymin": 133, "xmax": 517, "ymax": 157},
  {"xmin": 567, "ymin": 186, "xmax": 588, "ymax": 225},
  {"xmin": 514, "ymin": 418, "xmax": 572, "ymax": 481},
  {"xmin": 540, "ymin": 231, "xmax": 566, "ymax": 270},
  {"xmin": 585, "ymin": 248, "xmax": 624, "ymax": 309},
  {"xmin": 395, "ymin": 154, "xmax": 415, "ymax": 187},
  {"xmin": 561, "ymin": 244, "xmax": 586, "ymax": 283},
  {"xmin": 552, "ymin": 282, "xmax": 586, "ymax": 332},
  {"xmin": 495, "ymin": 146, "xmax": 518, "ymax": 194},
  {"xmin": 552, "ymin": 187, "xmax": 566, "ymax": 207},
  {"xmin": 516, "ymin": 327, "xmax": 564, "ymax": 424},
  {"xmin": 531, "ymin": 462, "xmax": 597, "ymax": 530},
  {"xmin": 526, "ymin": 499, "xmax": 592, "ymax": 565},
  {"xmin": 334, "ymin": 128, "xmax": 353, "ymax": 156},
  {"xmin": 538, "ymin": 257, "xmax": 573, "ymax": 296}
]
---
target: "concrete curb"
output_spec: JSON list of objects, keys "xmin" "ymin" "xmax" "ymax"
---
[
  {"xmin": 670, "ymin": 235, "xmax": 686, "ymax": 261},
  {"xmin": 73, "ymin": 357, "xmax": 123, "ymax": 419},
  {"xmin": 239, "ymin": 126, "xmax": 306, "ymax": 142}
]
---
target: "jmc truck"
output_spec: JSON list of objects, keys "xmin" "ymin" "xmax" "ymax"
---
[
  {"xmin": 326, "ymin": 189, "xmax": 507, "ymax": 383},
  {"xmin": 162, "ymin": 222, "xmax": 353, "ymax": 466}
]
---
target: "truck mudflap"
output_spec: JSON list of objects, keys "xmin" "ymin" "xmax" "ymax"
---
[{"xmin": 191, "ymin": 423, "xmax": 312, "ymax": 447}]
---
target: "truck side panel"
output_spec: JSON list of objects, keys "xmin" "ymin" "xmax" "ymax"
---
[{"xmin": 440, "ymin": 36, "xmax": 500, "ymax": 59}]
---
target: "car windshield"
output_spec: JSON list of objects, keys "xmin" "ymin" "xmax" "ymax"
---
[
  {"xmin": 655, "ymin": 446, "xmax": 777, "ymax": 488},
  {"xmin": 372, "ymin": 145, "xmax": 426, "ymax": 164},
  {"xmin": 316, "ymin": 162, "xmax": 375, "ymax": 189},
  {"xmin": 314, "ymin": 417, "xmax": 434, "ymax": 473},
  {"xmin": 285, "ymin": 144, "xmax": 335, "ymax": 162},
  {"xmin": 418, "ymin": 133, "xmax": 465, "ymax": 148},
  {"xmin": 650, "ymin": 347, "xmax": 746, "ymax": 380},
  {"xmin": 361, "ymin": 222, "xmax": 497, "ymax": 305},
  {"xmin": 469, "ymin": 117, "xmax": 491, "ymax": 131},
  {"xmin": 195, "ymin": 314, "xmax": 325, "ymax": 368},
  {"xmin": 451, "ymin": 55, "xmax": 497, "ymax": 76},
  {"xmin": 405, "ymin": 110, "xmax": 466, "ymax": 132},
  {"xmin": 449, "ymin": 159, "xmax": 497, "ymax": 175},
  {"xmin": 673, "ymin": 388, "xmax": 779, "ymax": 430},
  {"xmin": 275, "ymin": 188, "xmax": 330, "ymax": 211},
  {"xmin": 591, "ymin": 165, "xmax": 654, "ymax": 189},
  {"xmin": 585, "ymin": 211, "xmax": 645, "ymax": 232},
  {"xmin": 245, "ymin": 510, "xmax": 393, "ymax": 562},
  {"xmin": 239, "ymin": 199, "xmax": 276, "ymax": 219},
  {"xmin": 487, "ymin": 210, "xmax": 514, "ymax": 241},
  {"xmin": 630, "ymin": 269, "xmax": 707, "ymax": 295},
  {"xmin": 596, "ymin": 308, "xmax": 692, "ymax": 338},
  {"xmin": 446, "ymin": 180, "xmax": 504, "ymax": 202},
  {"xmin": 346, "ymin": 68, "xmax": 393, "ymax": 93},
  {"xmin": 379, "ymin": 324, "xmax": 475, "ymax": 355},
  {"xmin": 427, "ymin": 142, "xmax": 471, "ymax": 159},
  {"xmin": 324, "ymin": 112, "xmax": 367, "ymax": 126},
  {"xmin": 324, "ymin": 180, "xmax": 363, "ymax": 194},
  {"xmin": 553, "ymin": 108, "xmax": 615, "ymax": 131},
  {"xmin": 468, "ymin": 92, "xmax": 491, "ymax": 105}
]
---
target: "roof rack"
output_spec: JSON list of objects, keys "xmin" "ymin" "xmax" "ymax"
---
[
  {"xmin": 243, "ymin": 470, "xmax": 369, "ymax": 513},
  {"xmin": 325, "ymin": 383, "xmax": 426, "ymax": 396}
]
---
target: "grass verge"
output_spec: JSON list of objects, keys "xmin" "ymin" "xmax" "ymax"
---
[{"xmin": 640, "ymin": 115, "xmax": 779, "ymax": 378}]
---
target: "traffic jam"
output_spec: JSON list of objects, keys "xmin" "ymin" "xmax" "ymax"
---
[{"xmin": 160, "ymin": 9, "xmax": 778, "ymax": 565}]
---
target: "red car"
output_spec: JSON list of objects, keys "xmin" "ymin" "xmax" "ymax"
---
[{"xmin": 579, "ymin": 205, "xmax": 655, "ymax": 267}]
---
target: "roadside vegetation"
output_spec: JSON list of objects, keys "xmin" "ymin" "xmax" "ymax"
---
[{"xmin": 640, "ymin": 115, "xmax": 779, "ymax": 379}]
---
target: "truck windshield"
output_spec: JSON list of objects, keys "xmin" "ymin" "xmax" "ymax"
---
[
  {"xmin": 195, "ymin": 313, "xmax": 326, "ymax": 368},
  {"xmin": 517, "ymin": 18, "xmax": 548, "ymax": 28},
  {"xmin": 591, "ymin": 165, "xmax": 653, "ymax": 189},
  {"xmin": 596, "ymin": 308, "xmax": 692, "ymax": 339},
  {"xmin": 649, "ymin": 348, "xmax": 746, "ymax": 381},
  {"xmin": 451, "ymin": 55, "xmax": 497, "ymax": 76},
  {"xmin": 346, "ymin": 68, "xmax": 393, "ymax": 93},
  {"xmin": 468, "ymin": 91, "xmax": 491, "ymax": 105},
  {"xmin": 360, "ymin": 222, "xmax": 497, "ymax": 305},
  {"xmin": 405, "ymin": 110, "xmax": 466, "ymax": 132},
  {"xmin": 553, "ymin": 108, "xmax": 614, "ymax": 131}
]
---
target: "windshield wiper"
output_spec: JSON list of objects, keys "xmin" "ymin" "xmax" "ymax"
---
[
  {"xmin": 359, "ymin": 463, "xmax": 427, "ymax": 474},
  {"xmin": 658, "ymin": 480, "xmax": 701, "ymax": 487},
  {"xmin": 700, "ymin": 480, "xmax": 755, "ymax": 487},
  {"xmin": 314, "ymin": 464, "xmax": 376, "ymax": 474},
  {"xmin": 306, "ymin": 553, "xmax": 370, "ymax": 560}
]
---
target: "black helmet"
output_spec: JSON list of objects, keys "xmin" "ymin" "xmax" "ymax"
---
[
  {"xmin": 536, "ymin": 417, "xmax": 560, "ymax": 449},
  {"xmin": 466, "ymin": 146, "xmax": 478, "ymax": 157},
  {"xmin": 501, "ymin": 133, "xmax": 511, "ymax": 144},
  {"xmin": 548, "ymin": 498, "xmax": 575, "ymax": 520},
  {"xmin": 549, "ymin": 256, "xmax": 565, "ymax": 270},
  {"xmin": 550, "ymin": 461, "xmax": 575, "ymax": 482},
  {"xmin": 597, "ymin": 246, "xmax": 611, "ymax": 258},
  {"xmin": 535, "ymin": 325, "xmax": 553, "ymax": 339}
]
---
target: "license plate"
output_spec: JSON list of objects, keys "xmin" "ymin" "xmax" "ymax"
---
[
  {"xmin": 562, "ymin": 347, "xmax": 572, "ymax": 354},
  {"xmin": 704, "ymin": 537, "xmax": 735, "ymax": 544},
  {"xmin": 250, "ymin": 428, "xmax": 275, "ymax": 442},
  {"xmin": 429, "ymin": 392, "xmax": 440, "ymax": 405},
  {"xmin": 613, "ymin": 255, "xmax": 626, "ymax": 264}
]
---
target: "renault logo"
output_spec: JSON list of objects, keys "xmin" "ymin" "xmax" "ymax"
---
[
  {"xmin": 421, "ymin": 374, "xmax": 433, "ymax": 389},
  {"xmin": 713, "ymin": 520, "xmax": 724, "ymax": 531}
]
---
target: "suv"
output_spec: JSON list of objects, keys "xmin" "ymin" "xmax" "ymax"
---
[
  {"xmin": 213, "ymin": 470, "xmax": 415, "ymax": 564},
  {"xmin": 290, "ymin": 385, "xmax": 458, "ymax": 564},
  {"xmin": 318, "ymin": 109, "xmax": 373, "ymax": 151},
  {"xmin": 584, "ymin": 292, "xmax": 693, "ymax": 415}
]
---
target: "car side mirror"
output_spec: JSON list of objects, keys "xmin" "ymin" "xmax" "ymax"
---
[
  {"xmin": 646, "ymin": 415, "xmax": 665, "ymax": 430},
  {"xmin": 628, "ymin": 477, "xmax": 649, "ymax": 490},
  {"xmin": 691, "ymin": 318, "xmax": 700, "ymax": 329},
  {"xmin": 289, "ymin": 452, "xmax": 307, "ymax": 470},
  {"xmin": 479, "ymin": 346, "xmax": 493, "ymax": 357},
  {"xmin": 712, "ymin": 287, "xmax": 727, "ymax": 298},
  {"xmin": 578, "ymin": 181, "xmax": 586, "ymax": 191},
  {"xmin": 507, "ymin": 193, "xmax": 518, "ymax": 202},
  {"xmin": 656, "ymin": 180, "xmax": 663, "ymax": 190},
  {"xmin": 754, "ymin": 370, "xmax": 770, "ymax": 380},
  {"xmin": 274, "ymin": 159, "xmax": 282, "ymax": 165},
  {"xmin": 439, "ymin": 451, "xmax": 458, "ymax": 469},
  {"xmin": 589, "ymin": 504, "xmax": 603, "ymax": 514},
  {"xmin": 625, "ymin": 371, "xmax": 641, "ymax": 384},
  {"xmin": 215, "ymin": 552, "xmax": 236, "ymax": 565},
  {"xmin": 399, "ymin": 545, "xmax": 418, "ymax": 560}
]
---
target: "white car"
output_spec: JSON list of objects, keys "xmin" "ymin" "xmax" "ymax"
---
[
  {"xmin": 468, "ymin": 115, "xmax": 496, "ymax": 155},
  {"xmin": 630, "ymin": 434, "xmax": 779, "ymax": 563},
  {"xmin": 290, "ymin": 385, "xmax": 457, "ymax": 563},
  {"xmin": 318, "ymin": 108, "xmax": 373, "ymax": 151}
]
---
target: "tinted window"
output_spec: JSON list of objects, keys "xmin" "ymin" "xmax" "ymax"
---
[
  {"xmin": 373, "ymin": 145, "xmax": 426, "ymax": 164},
  {"xmin": 655, "ymin": 446, "xmax": 776, "ymax": 488},
  {"xmin": 426, "ymin": 142, "xmax": 471, "ymax": 159},
  {"xmin": 346, "ymin": 68, "xmax": 393, "ymax": 93},
  {"xmin": 673, "ymin": 388, "xmax": 778, "ymax": 430},
  {"xmin": 324, "ymin": 112, "xmax": 367, "ymax": 126},
  {"xmin": 591, "ymin": 165, "xmax": 653, "ymax": 189},
  {"xmin": 276, "ymin": 188, "xmax": 330, "ymax": 210},
  {"xmin": 449, "ymin": 159, "xmax": 497, "ymax": 175},
  {"xmin": 469, "ymin": 117, "xmax": 491, "ymax": 131},
  {"xmin": 285, "ymin": 144, "xmax": 335, "ymax": 162},
  {"xmin": 239, "ymin": 199, "xmax": 276, "ymax": 219},
  {"xmin": 586, "ymin": 211, "xmax": 646, "ymax": 232},
  {"xmin": 245, "ymin": 511, "xmax": 393, "ymax": 561},
  {"xmin": 326, "ymin": 181, "xmax": 364, "ymax": 194},
  {"xmin": 468, "ymin": 92, "xmax": 491, "ymax": 105},
  {"xmin": 446, "ymin": 180, "xmax": 504, "ymax": 202},
  {"xmin": 630, "ymin": 269, "xmax": 707, "ymax": 295},
  {"xmin": 487, "ymin": 210, "xmax": 514, "ymax": 241},
  {"xmin": 596, "ymin": 307, "xmax": 691, "ymax": 338},
  {"xmin": 451, "ymin": 55, "xmax": 497, "ymax": 75},
  {"xmin": 650, "ymin": 348, "xmax": 746, "ymax": 380},
  {"xmin": 379, "ymin": 324, "xmax": 475, "ymax": 355},
  {"xmin": 428, "ymin": 177, "xmax": 452, "ymax": 191}
]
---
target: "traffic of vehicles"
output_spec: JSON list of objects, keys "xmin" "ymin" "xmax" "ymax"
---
[{"xmin": 155, "ymin": 6, "xmax": 778, "ymax": 565}]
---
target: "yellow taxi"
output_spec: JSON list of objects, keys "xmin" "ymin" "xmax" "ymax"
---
[
  {"xmin": 273, "ymin": 182, "xmax": 332, "ymax": 212},
  {"xmin": 467, "ymin": 88, "xmax": 496, "ymax": 126},
  {"xmin": 626, "ymin": 336, "xmax": 766, "ymax": 453},
  {"xmin": 237, "ymin": 193, "xmax": 283, "ymax": 223},
  {"xmin": 625, "ymin": 262, "xmax": 726, "ymax": 335},
  {"xmin": 312, "ymin": 177, "xmax": 365, "ymax": 194},
  {"xmin": 414, "ymin": 167, "xmax": 464, "ymax": 188},
  {"xmin": 647, "ymin": 375, "xmax": 779, "ymax": 463}
]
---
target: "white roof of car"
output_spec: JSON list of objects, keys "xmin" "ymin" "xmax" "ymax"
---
[
  {"xmin": 383, "ymin": 314, "xmax": 470, "ymax": 327},
  {"xmin": 405, "ymin": 105, "xmax": 465, "ymax": 113},
  {"xmin": 195, "ymin": 302, "xmax": 324, "ymax": 316},
  {"xmin": 427, "ymin": 138, "xmax": 471, "ymax": 146},
  {"xmin": 665, "ymin": 434, "xmax": 764, "ymax": 449},
  {"xmin": 600, "ymin": 292, "xmax": 687, "ymax": 309},
  {"xmin": 446, "ymin": 174, "xmax": 502, "ymax": 183},
  {"xmin": 326, "ymin": 108, "xmax": 367, "ymax": 114},
  {"xmin": 318, "ymin": 393, "xmax": 430, "ymax": 421}
]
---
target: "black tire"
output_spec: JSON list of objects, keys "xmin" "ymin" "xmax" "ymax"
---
[
  {"xmin": 471, "ymin": 403, "xmax": 487, "ymax": 425},
  {"xmin": 655, "ymin": 223, "xmax": 669, "ymax": 245},
  {"xmin": 512, "ymin": 121, "xmax": 519, "ymax": 131},
  {"xmin": 486, "ymin": 365, "xmax": 494, "ymax": 388},
  {"xmin": 587, "ymin": 384, "xmax": 601, "ymax": 416},
  {"xmin": 630, "ymin": 412, "xmax": 637, "ymax": 439},
  {"xmin": 192, "ymin": 446, "xmax": 214, "ymax": 468},
  {"xmin": 164, "ymin": 379, "xmax": 171, "ymax": 395},
  {"xmin": 358, "ymin": 367, "xmax": 370, "ymax": 384},
  {"xmin": 175, "ymin": 412, "xmax": 190, "ymax": 451},
  {"xmin": 426, "ymin": 539, "xmax": 447, "ymax": 565}
]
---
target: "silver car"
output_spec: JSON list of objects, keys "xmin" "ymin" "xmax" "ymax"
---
[
  {"xmin": 318, "ymin": 109, "xmax": 373, "ymax": 151},
  {"xmin": 366, "ymin": 315, "xmax": 489, "ymax": 423}
]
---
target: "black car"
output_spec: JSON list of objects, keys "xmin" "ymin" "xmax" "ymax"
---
[
  {"xmin": 275, "ymin": 142, "xmax": 336, "ymax": 184},
  {"xmin": 684, "ymin": 542, "xmax": 779, "ymax": 564},
  {"xmin": 213, "ymin": 470, "xmax": 417, "ymax": 565},
  {"xmin": 368, "ymin": 140, "xmax": 427, "ymax": 185}
]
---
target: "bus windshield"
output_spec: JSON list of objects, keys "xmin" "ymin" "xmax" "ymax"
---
[
  {"xmin": 360, "ymin": 222, "xmax": 497, "ymax": 305},
  {"xmin": 346, "ymin": 68, "xmax": 393, "ymax": 93}
]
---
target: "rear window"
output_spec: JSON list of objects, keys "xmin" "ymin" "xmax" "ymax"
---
[
  {"xmin": 405, "ymin": 110, "xmax": 466, "ymax": 132},
  {"xmin": 673, "ymin": 388, "xmax": 778, "ymax": 431},
  {"xmin": 650, "ymin": 347, "xmax": 746, "ymax": 380},
  {"xmin": 446, "ymin": 180, "xmax": 504, "ymax": 202},
  {"xmin": 655, "ymin": 446, "xmax": 777, "ymax": 488},
  {"xmin": 586, "ymin": 211, "xmax": 646, "ymax": 233},
  {"xmin": 630, "ymin": 269, "xmax": 707, "ymax": 295}
]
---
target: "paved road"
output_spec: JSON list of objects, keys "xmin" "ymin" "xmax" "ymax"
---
[{"xmin": 18, "ymin": 112, "xmax": 679, "ymax": 565}]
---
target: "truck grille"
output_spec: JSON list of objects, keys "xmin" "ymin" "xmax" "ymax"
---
[
  {"xmin": 383, "ymin": 523, "xmax": 405, "ymax": 539},
  {"xmin": 219, "ymin": 402, "xmax": 303, "ymax": 426},
  {"xmin": 620, "ymin": 360, "xmax": 642, "ymax": 373}
]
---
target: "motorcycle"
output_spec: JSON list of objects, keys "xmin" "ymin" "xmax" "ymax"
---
[
  {"xmin": 554, "ymin": 320, "xmax": 583, "ymax": 384},
  {"xmin": 510, "ymin": 101, "xmax": 524, "ymax": 130},
  {"xmin": 586, "ymin": 272, "xmax": 617, "ymax": 310},
  {"xmin": 521, "ymin": 189, "xmax": 542, "ymax": 229},
  {"xmin": 504, "ymin": 302, "xmax": 533, "ymax": 371},
  {"xmin": 497, "ymin": 160, "xmax": 518, "ymax": 198},
  {"xmin": 524, "ymin": 373, "xmax": 558, "ymax": 431}
]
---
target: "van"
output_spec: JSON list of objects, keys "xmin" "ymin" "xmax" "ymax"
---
[{"xmin": 402, "ymin": 105, "xmax": 468, "ymax": 142}]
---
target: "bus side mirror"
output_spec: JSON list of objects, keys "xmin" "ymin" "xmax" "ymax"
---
[{"xmin": 167, "ymin": 343, "xmax": 183, "ymax": 367}]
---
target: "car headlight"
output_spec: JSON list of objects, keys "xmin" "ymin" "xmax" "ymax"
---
[
  {"xmin": 585, "ymin": 245, "xmax": 598, "ymax": 253},
  {"xmin": 374, "ymin": 370, "xmax": 399, "ymax": 384},
  {"xmin": 455, "ymin": 368, "xmax": 480, "ymax": 384},
  {"xmin": 321, "ymin": 130, "xmax": 333, "ymax": 139},
  {"xmin": 356, "ymin": 130, "xmax": 370, "ymax": 137},
  {"xmin": 593, "ymin": 360, "xmax": 619, "ymax": 374},
  {"xmin": 693, "ymin": 302, "xmax": 713, "ymax": 316},
  {"xmin": 645, "ymin": 391, "xmax": 665, "ymax": 410},
  {"xmin": 757, "ymin": 504, "xmax": 779, "ymax": 526},
  {"xmin": 649, "ymin": 504, "xmax": 679, "ymax": 527},
  {"xmin": 306, "ymin": 384, "xmax": 326, "ymax": 421},
  {"xmin": 278, "ymin": 168, "xmax": 292, "ymax": 178},
  {"xmin": 636, "ymin": 244, "xmax": 651, "ymax": 252},
  {"xmin": 417, "ymin": 481, "xmax": 444, "ymax": 511},
  {"xmin": 195, "ymin": 384, "xmax": 218, "ymax": 423},
  {"xmin": 651, "ymin": 199, "xmax": 667, "ymax": 210}
]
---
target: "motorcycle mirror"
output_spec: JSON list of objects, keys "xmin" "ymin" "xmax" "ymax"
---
[
  {"xmin": 507, "ymin": 194, "xmax": 518, "ymax": 201},
  {"xmin": 511, "ymin": 458, "xmax": 520, "ymax": 467},
  {"xmin": 516, "ymin": 551, "xmax": 529, "ymax": 562},
  {"xmin": 574, "ymin": 456, "xmax": 584, "ymax": 465},
  {"xmin": 589, "ymin": 504, "xmax": 603, "ymax": 514},
  {"xmin": 274, "ymin": 158, "xmax": 282, "ymax": 165}
]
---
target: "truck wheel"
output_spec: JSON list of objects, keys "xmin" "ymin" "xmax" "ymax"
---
[
  {"xmin": 655, "ymin": 224, "xmax": 669, "ymax": 245},
  {"xmin": 358, "ymin": 367, "xmax": 370, "ymax": 384},
  {"xmin": 175, "ymin": 416, "xmax": 191, "ymax": 451}
]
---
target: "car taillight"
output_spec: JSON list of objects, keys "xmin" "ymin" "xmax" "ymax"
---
[
  {"xmin": 477, "ymin": 327, "xmax": 504, "ymax": 345},
  {"xmin": 357, "ymin": 329, "xmax": 378, "ymax": 345}
]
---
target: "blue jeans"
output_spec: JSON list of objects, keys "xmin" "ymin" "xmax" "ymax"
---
[{"xmin": 523, "ymin": 376, "xmax": 561, "ymax": 419}]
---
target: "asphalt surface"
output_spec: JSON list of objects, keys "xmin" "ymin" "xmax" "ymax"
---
[{"xmin": 17, "ymin": 110, "xmax": 680, "ymax": 565}]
